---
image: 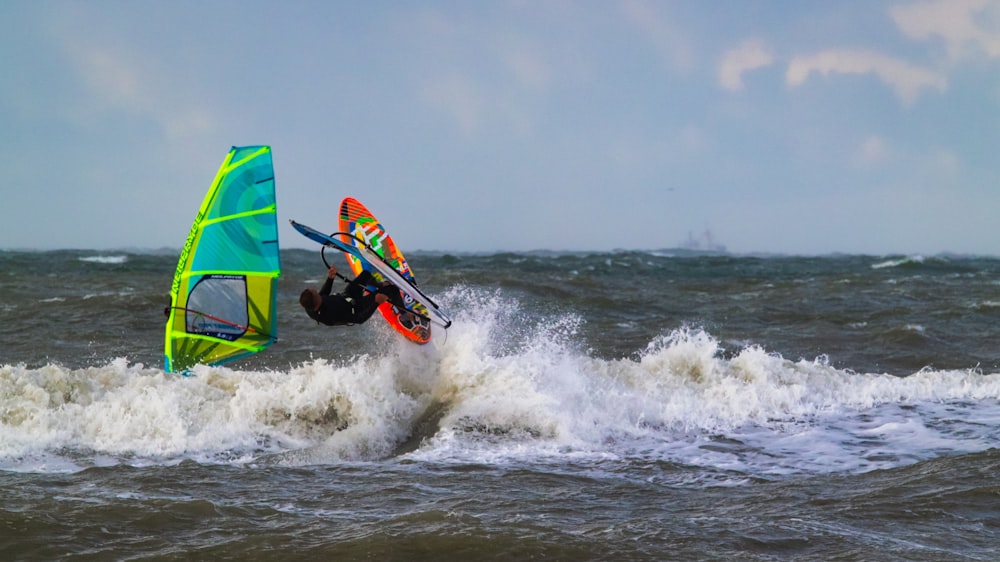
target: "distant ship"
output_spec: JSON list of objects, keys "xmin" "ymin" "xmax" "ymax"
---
[{"xmin": 681, "ymin": 229, "xmax": 727, "ymax": 253}]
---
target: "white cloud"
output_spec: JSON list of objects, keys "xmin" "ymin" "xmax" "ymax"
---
[
  {"xmin": 928, "ymin": 148, "xmax": 960, "ymax": 178},
  {"xmin": 786, "ymin": 49, "xmax": 947, "ymax": 105},
  {"xmin": 420, "ymin": 74, "xmax": 484, "ymax": 135},
  {"xmin": 608, "ymin": 124, "xmax": 709, "ymax": 170},
  {"xmin": 891, "ymin": 0, "xmax": 1000, "ymax": 60},
  {"xmin": 855, "ymin": 135, "xmax": 889, "ymax": 165},
  {"xmin": 677, "ymin": 125, "xmax": 709, "ymax": 152},
  {"xmin": 63, "ymin": 41, "xmax": 216, "ymax": 139},
  {"xmin": 80, "ymin": 49, "xmax": 142, "ymax": 109},
  {"xmin": 719, "ymin": 39, "xmax": 774, "ymax": 91},
  {"xmin": 501, "ymin": 45, "xmax": 551, "ymax": 91},
  {"xmin": 622, "ymin": 0, "xmax": 694, "ymax": 71}
]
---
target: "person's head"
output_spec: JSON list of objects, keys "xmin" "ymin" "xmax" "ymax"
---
[{"xmin": 299, "ymin": 288, "xmax": 321, "ymax": 312}]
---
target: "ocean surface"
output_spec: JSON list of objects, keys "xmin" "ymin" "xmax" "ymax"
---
[{"xmin": 2, "ymin": 248, "xmax": 999, "ymax": 560}]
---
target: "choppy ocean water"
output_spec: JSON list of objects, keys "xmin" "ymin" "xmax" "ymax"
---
[{"xmin": 2, "ymin": 248, "xmax": 999, "ymax": 560}]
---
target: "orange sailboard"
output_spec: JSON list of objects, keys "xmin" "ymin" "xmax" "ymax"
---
[{"xmin": 337, "ymin": 197, "xmax": 435, "ymax": 343}]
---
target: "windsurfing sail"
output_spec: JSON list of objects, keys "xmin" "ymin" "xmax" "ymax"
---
[{"xmin": 164, "ymin": 145, "xmax": 280, "ymax": 372}]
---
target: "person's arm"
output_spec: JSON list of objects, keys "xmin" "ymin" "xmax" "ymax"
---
[
  {"xmin": 319, "ymin": 277, "xmax": 334, "ymax": 296},
  {"xmin": 319, "ymin": 266, "xmax": 338, "ymax": 296}
]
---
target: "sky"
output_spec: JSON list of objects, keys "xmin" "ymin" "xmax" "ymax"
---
[{"xmin": 1, "ymin": 1, "xmax": 998, "ymax": 255}]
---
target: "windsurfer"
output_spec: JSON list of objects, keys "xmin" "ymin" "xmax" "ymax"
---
[{"xmin": 300, "ymin": 265, "xmax": 409, "ymax": 326}]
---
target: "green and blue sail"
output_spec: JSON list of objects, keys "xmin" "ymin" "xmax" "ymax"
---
[{"xmin": 164, "ymin": 146, "xmax": 280, "ymax": 372}]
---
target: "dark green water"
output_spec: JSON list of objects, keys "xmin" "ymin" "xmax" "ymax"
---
[{"xmin": 1, "ymin": 249, "xmax": 999, "ymax": 560}]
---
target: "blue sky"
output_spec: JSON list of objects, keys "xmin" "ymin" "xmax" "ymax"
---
[{"xmin": 2, "ymin": 1, "xmax": 998, "ymax": 255}]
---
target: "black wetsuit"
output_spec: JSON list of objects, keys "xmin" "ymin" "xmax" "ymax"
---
[{"xmin": 306, "ymin": 271, "xmax": 407, "ymax": 326}]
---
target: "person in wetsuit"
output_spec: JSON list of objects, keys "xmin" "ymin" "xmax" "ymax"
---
[{"xmin": 299, "ymin": 265, "xmax": 409, "ymax": 326}]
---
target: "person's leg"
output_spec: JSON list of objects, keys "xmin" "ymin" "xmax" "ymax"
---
[
  {"xmin": 377, "ymin": 284, "xmax": 408, "ymax": 311},
  {"xmin": 350, "ymin": 292, "xmax": 381, "ymax": 324},
  {"xmin": 345, "ymin": 283, "xmax": 363, "ymax": 300},
  {"xmin": 346, "ymin": 271, "xmax": 375, "ymax": 300},
  {"xmin": 354, "ymin": 270, "xmax": 375, "ymax": 286}
]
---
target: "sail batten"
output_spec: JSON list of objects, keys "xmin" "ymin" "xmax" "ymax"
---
[{"xmin": 164, "ymin": 145, "xmax": 280, "ymax": 373}]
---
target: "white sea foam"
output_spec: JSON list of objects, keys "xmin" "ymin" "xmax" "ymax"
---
[
  {"xmin": 2, "ymin": 287, "xmax": 1000, "ymax": 476},
  {"xmin": 871, "ymin": 255, "xmax": 924, "ymax": 269},
  {"xmin": 78, "ymin": 255, "xmax": 128, "ymax": 264}
]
